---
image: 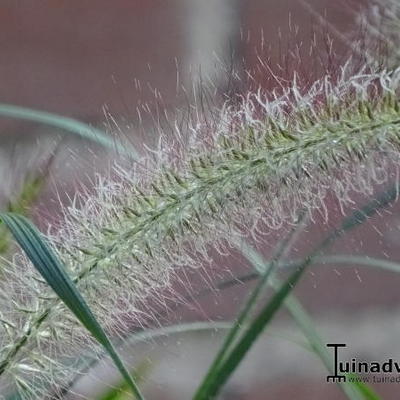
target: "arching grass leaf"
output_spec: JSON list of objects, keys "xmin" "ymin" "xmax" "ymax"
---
[
  {"xmin": 0, "ymin": 212, "xmax": 145, "ymax": 400},
  {"xmin": 0, "ymin": 104, "xmax": 138, "ymax": 159}
]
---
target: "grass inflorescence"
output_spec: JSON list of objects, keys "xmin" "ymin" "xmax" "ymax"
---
[{"xmin": 1, "ymin": 65, "xmax": 400, "ymax": 397}]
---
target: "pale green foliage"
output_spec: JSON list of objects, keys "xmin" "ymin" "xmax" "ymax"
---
[
  {"xmin": 0, "ymin": 104, "xmax": 137, "ymax": 158},
  {"xmin": 1, "ymin": 64, "xmax": 400, "ymax": 398}
]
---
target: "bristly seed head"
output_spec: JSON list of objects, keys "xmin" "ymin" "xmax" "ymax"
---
[{"xmin": 2, "ymin": 65, "xmax": 400, "ymax": 398}]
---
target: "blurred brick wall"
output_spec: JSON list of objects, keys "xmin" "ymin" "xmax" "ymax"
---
[
  {"xmin": 0, "ymin": 0, "xmax": 185, "ymax": 133},
  {"xmin": 0, "ymin": 1, "xmax": 358, "ymax": 121}
]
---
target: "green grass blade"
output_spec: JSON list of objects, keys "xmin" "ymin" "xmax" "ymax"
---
[
  {"xmin": 0, "ymin": 213, "xmax": 145, "ymax": 400},
  {"xmin": 124, "ymin": 321, "xmax": 232, "ymax": 346},
  {"xmin": 55, "ymin": 321, "xmax": 232, "ymax": 400},
  {"xmin": 98, "ymin": 322, "xmax": 232, "ymax": 400},
  {"xmin": 61, "ymin": 251, "xmax": 400, "ymax": 397},
  {"xmin": 336, "ymin": 185, "xmax": 399, "ymax": 237},
  {"xmin": 193, "ymin": 213, "xmax": 308, "ymax": 399},
  {"xmin": 99, "ymin": 359, "xmax": 153, "ymax": 400},
  {"xmin": 195, "ymin": 184, "xmax": 398, "ymax": 399},
  {"xmin": 347, "ymin": 375, "xmax": 381, "ymax": 400},
  {"xmin": 0, "ymin": 104, "xmax": 138, "ymax": 159},
  {"xmin": 240, "ymin": 242, "xmax": 379, "ymax": 400},
  {"xmin": 314, "ymin": 255, "xmax": 400, "ymax": 273},
  {"xmin": 198, "ymin": 264, "xmax": 308, "ymax": 399},
  {"xmin": 201, "ymin": 254, "xmax": 400, "ymax": 296}
]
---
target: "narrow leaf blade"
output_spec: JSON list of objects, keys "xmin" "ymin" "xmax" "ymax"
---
[
  {"xmin": 0, "ymin": 104, "xmax": 138, "ymax": 159},
  {"xmin": 0, "ymin": 212, "xmax": 144, "ymax": 400}
]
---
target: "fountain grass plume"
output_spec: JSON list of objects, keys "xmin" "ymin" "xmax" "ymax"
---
[{"xmin": 2, "ymin": 64, "xmax": 400, "ymax": 397}]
